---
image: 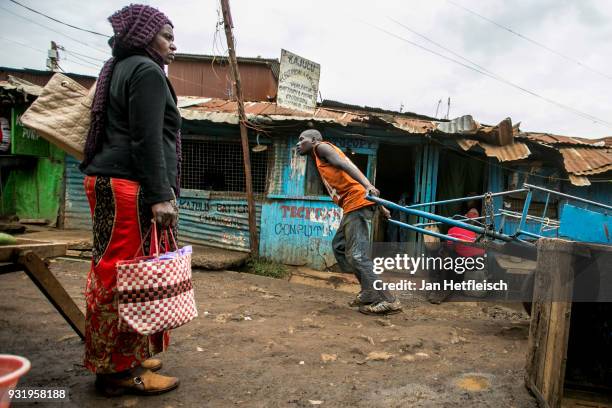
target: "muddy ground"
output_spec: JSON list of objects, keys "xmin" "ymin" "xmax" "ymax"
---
[{"xmin": 0, "ymin": 258, "xmax": 537, "ymax": 407}]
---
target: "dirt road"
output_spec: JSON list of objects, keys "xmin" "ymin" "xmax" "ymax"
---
[{"xmin": 0, "ymin": 258, "xmax": 536, "ymax": 407}]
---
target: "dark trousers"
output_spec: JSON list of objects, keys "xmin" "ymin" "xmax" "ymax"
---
[{"xmin": 332, "ymin": 206, "xmax": 395, "ymax": 303}]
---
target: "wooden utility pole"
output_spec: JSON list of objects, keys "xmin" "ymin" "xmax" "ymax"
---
[{"xmin": 220, "ymin": 0, "xmax": 259, "ymax": 255}]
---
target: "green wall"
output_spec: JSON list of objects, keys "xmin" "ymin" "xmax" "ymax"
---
[{"xmin": 0, "ymin": 106, "xmax": 65, "ymax": 223}]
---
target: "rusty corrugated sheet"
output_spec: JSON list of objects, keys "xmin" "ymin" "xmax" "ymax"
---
[
  {"xmin": 568, "ymin": 174, "xmax": 591, "ymax": 186},
  {"xmin": 456, "ymin": 139, "xmax": 480, "ymax": 150},
  {"xmin": 178, "ymin": 98, "xmax": 612, "ymax": 176},
  {"xmin": 0, "ymin": 77, "xmax": 42, "ymax": 96},
  {"xmin": 168, "ymin": 56, "xmax": 278, "ymax": 100},
  {"xmin": 388, "ymin": 116, "xmax": 436, "ymax": 133},
  {"xmin": 456, "ymin": 139, "xmax": 531, "ymax": 161},
  {"xmin": 180, "ymin": 98, "xmax": 434, "ymax": 131},
  {"xmin": 520, "ymin": 132, "xmax": 607, "ymax": 146},
  {"xmin": 179, "ymin": 98, "xmax": 367, "ymax": 126},
  {"xmin": 596, "ymin": 136, "xmax": 612, "ymax": 147},
  {"xmin": 559, "ymin": 147, "xmax": 612, "ymax": 175},
  {"xmin": 480, "ymin": 142, "xmax": 531, "ymax": 161},
  {"xmin": 0, "ymin": 67, "xmax": 96, "ymax": 88}
]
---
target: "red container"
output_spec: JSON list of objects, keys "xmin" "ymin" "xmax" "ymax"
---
[{"xmin": 0, "ymin": 355, "xmax": 31, "ymax": 408}]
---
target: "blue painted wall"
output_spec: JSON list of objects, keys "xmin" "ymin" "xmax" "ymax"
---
[{"xmin": 259, "ymin": 199, "xmax": 342, "ymax": 269}]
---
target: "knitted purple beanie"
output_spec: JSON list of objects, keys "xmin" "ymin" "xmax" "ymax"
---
[{"xmin": 109, "ymin": 4, "xmax": 173, "ymax": 49}]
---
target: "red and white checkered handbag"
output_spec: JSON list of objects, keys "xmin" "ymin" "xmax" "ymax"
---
[{"xmin": 116, "ymin": 224, "xmax": 197, "ymax": 335}]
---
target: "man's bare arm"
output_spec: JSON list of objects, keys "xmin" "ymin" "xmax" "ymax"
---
[
  {"xmin": 316, "ymin": 144, "xmax": 373, "ymax": 190},
  {"xmin": 315, "ymin": 143, "xmax": 391, "ymax": 218}
]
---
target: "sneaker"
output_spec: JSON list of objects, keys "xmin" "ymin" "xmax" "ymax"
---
[
  {"xmin": 358, "ymin": 300, "xmax": 403, "ymax": 315},
  {"xmin": 348, "ymin": 293, "xmax": 373, "ymax": 307}
]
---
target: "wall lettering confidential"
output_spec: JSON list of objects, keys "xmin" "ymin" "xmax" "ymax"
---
[
  {"xmin": 274, "ymin": 204, "xmax": 342, "ymax": 237},
  {"xmin": 178, "ymin": 198, "xmax": 250, "ymax": 229},
  {"xmin": 277, "ymin": 49, "xmax": 320, "ymax": 114}
]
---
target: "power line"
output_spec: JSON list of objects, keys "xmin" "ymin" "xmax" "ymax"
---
[
  {"xmin": 0, "ymin": 4, "xmax": 109, "ymax": 55},
  {"xmin": 9, "ymin": 0, "xmax": 111, "ymax": 38},
  {"xmin": 61, "ymin": 57, "xmax": 100, "ymax": 72},
  {"xmin": 446, "ymin": 0, "xmax": 612, "ymax": 81},
  {"xmin": 362, "ymin": 20, "xmax": 612, "ymax": 128},
  {"xmin": 0, "ymin": 36, "xmax": 100, "ymax": 73},
  {"xmin": 386, "ymin": 18, "xmax": 612, "ymax": 126},
  {"xmin": 61, "ymin": 52, "xmax": 102, "ymax": 70},
  {"xmin": 0, "ymin": 36, "xmax": 47, "ymax": 54},
  {"xmin": 389, "ymin": 17, "xmax": 499, "ymax": 79},
  {"xmin": 60, "ymin": 47, "xmax": 106, "ymax": 63}
]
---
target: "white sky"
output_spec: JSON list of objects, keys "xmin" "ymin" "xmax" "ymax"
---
[{"xmin": 1, "ymin": 0, "xmax": 611, "ymax": 138}]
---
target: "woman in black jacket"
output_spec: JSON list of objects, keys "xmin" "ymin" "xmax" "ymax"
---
[{"xmin": 81, "ymin": 4, "xmax": 181, "ymax": 396}]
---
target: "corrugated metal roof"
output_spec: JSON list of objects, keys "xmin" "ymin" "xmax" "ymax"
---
[
  {"xmin": 178, "ymin": 97, "xmax": 612, "ymax": 180},
  {"xmin": 180, "ymin": 97, "xmax": 448, "ymax": 133},
  {"xmin": 559, "ymin": 147, "xmax": 612, "ymax": 175},
  {"xmin": 180, "ymin": 98, "xmax": 389, "ymax": 127},
  {"xmin": 0, "ymin": 76, "xmax": 42, "ymax": 96},
  {"xmin": 456, "ymin": 139, "xmax": 531, "ymax": 162},
  {"xmin": 174, "ymin": 53, "xmax": 278, "ymax": 65},
  {"xmin": 173, "ymin": 54, "xmax": 280, "ymax": 79},
  {"xmin": 386, "ymin": 116, "xmax": 436, "ymax": 133},
  {"xmin": 568, "ymin": 174, "xmax": 591, "ymax": 186},
  {"xmin": 519, "ymin": 132, "xmax": 607, "ymax": 147},
  {"xmin": 436, "ymin": 115, "xmax": 479, "ymax": 134},
  {"xmin": 320, "ymin": 99, "xmax": 439, "ymax": 121}
]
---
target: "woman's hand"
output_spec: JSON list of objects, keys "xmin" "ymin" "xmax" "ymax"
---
[{"xmin": 152, "ymin": 201, "xmax": 177, "ymax": 227}]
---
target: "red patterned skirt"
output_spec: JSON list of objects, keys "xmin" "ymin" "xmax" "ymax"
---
[{"xmin": 83, "ymin": 176, "xmax": 170, "ymax": 374}]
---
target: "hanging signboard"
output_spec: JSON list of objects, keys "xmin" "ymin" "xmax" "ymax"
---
[
  {"xmin": 11, "ymin": 106, "xmax": 49, "ymax": 157},
  {"xmin": 277, "ymin": 49, "xmax": 320, "ymax": 114}
]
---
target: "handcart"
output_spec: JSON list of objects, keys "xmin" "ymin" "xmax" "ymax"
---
[{"xmin": 368, "ymin": 183, "xmax": 611, "ymax": 310}]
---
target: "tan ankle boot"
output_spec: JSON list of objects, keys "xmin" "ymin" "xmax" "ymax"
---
[
  {"xmin": 141, "ymin": 358, "xmax": 162, "ymax": 372},
  {"xmin": 96, "ymin": 369, "xmax": 179, "ymax": 396}
]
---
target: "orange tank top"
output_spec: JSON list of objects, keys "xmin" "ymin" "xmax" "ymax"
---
[{"xmin": 313, "ymin": 142, "xmax": 374, "ymax": 213}]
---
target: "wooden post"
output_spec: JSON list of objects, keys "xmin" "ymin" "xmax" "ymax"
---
[
  {"xmin": 220, "ymin": 0, "xmax": 259, "ymax": 255},
  {"xmin": 525, "ymin": 238, "xmax": 574, "ymax": 408}
]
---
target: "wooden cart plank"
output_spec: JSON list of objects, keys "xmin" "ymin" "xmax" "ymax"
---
[
  {"xmin": 17, "ymin": 250, "xmax": 85, "ymax": 340},
  {"xmin": 0, "ymin": 238, "xmax": 66, "ymax": 262}
]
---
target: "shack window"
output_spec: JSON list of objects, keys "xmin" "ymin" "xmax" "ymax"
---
[
  {"xmin": 305, "ymin": 150, "xmax": 369, "ymax": 196},
  {"xmin": 181, "ymin": 139, "xmax": 269, "ymax": 193}
]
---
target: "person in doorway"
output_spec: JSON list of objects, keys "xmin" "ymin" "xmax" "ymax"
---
[
  {"xmin": 81, "ymin": 4, "xmax": 181, "ymax": 396},
  {"xmin": 296, "ymin": 129, "xmax": 402, "ymax": 315}
]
